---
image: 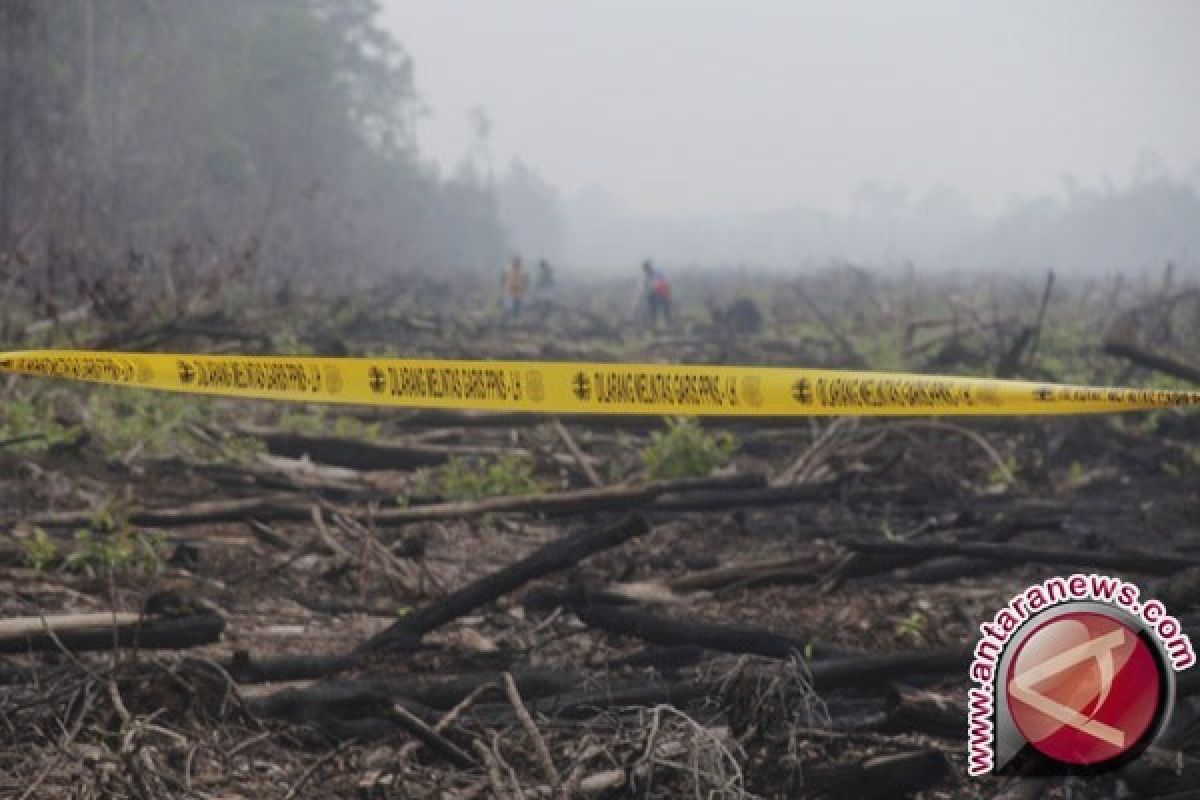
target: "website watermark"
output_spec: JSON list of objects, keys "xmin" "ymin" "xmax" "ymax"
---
[{"xmin": 967, "ymin": 573, "xmax": 1194, "ymax": 776}]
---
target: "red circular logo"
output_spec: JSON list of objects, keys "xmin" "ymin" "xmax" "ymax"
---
[{"xmin": 1006, "ymin": 611, "xmax": 1163, "ymax": 765}]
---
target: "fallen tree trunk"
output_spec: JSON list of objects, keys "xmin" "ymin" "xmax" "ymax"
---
[
  {"xmin": 808, "ymin": 648, "xmax": 970, "ymax": 688},
  {"xmin": 886, "ymin": 556, "xmax": 1017, "ymax": 584},
  {"xmin": 842, "ymin": 539, "xmax": 1199, "ymax": 576},
  {"xmin": 667, "ymin": 555, "xmax": 819, "ymax": 592},
  {"xmin": 649, "ymin": 483, "xmax": 837, "ymax": 514},
  {"xmin": 0, "ymin": 612, "xmax": 225, "ymax": 654},
  {"xmin": 239, "ymin": 425, "xmax": 530, "ymax": 470},
  {"xmin": 831, "ymin": 515, "xmax": 1063, "ymax": 587},
  {"xmin": 29, "ymin": 495, "xmax": 293, "ymax": 529},
  {"xmin": 0, "ymin": 611, "xmax": 139, "ymax": 638},
  {"xmin": 576, "ymin": 604, "xmax": 821, "ymax": 661},
  {"xmin": 371, "ymin": 473, "xmax": 768, "ymax": 530},
  {"xmin": 604, "ymin": 644, "xmax": 708, "ymax": 671},
  {"xmin": 226, "ymin": 650, "xmax": 355, "ymax": 683},
  {"xmin": 357, "ymin": 514, "xmax": 652, "ymax": 656},
  {"xmin": 26, "ymin": 473, "xmax": 771, "ymax": 530},
  {"xmin": 196, "ymin": 455, "xmax": 396, "ymax": 496},
  {"xmin": 577, "ymin": 608, "xmax": 971, "ymax": 678},
  {"xmin": 1103, "ymin": 340, "xmax": 1200, "ymax": 385},
  {"xmin": 248, "ymin": 681, "xmax": 439, "ymax": 743}
]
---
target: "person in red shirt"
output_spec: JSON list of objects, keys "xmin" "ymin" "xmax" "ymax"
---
[
  {"xmin": 641, "ymin": 259, "xmax": 671, "ymax": 327},
  {"xmin": 502, "ymin": 256, "xmax": 528, "ymax": 321}
]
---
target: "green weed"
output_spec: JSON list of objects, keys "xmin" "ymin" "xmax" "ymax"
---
[
  {"xmin": 21, "ymin": 527, "xmax": 60, "ymax": 572},
  {"xmin": 64, "ymin": 503, "xmax": 164, "ymax": 577},
  {"xmin": 85, "ymin": 389, "xmax": 209, "ymax": 459},
  {"xmin": 641, "ymin": 418, "xmax": 736, "ymax": 480},
  {"xmin": 276, "ymin": 407, "xmax": 382, "ymax": 440},
  {"xmin": 896, "ymin": 611, "xmax": 928, "ymax": 644},
  {"xmin": 0, "ymin": 392, "xmax": 82, "ymax": 454},
  {"xmin": 987, "ymin": 455, "xmax": 1020, "ymax": 486},
  {"xmin": 416, "ymin": 454, "xmax": 541, "ymax": 501}
]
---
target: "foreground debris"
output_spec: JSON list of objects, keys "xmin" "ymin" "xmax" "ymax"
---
[{"xmin": 3, "ymin": 269, "xmax": 1200, "ymax": 798}]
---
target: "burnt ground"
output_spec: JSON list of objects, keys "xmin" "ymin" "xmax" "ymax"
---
[{"xmin": 1, "ymin": 268, "xmax": 1199, "ymax": 799}]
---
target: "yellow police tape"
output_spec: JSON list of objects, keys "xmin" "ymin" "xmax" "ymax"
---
[{"xmin": 0, "ymin": 349, "xmax": 1198, "ymax": 417}]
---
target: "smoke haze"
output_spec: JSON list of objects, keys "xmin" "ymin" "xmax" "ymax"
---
[{"xmin": 383, "ymin": 0, "xmax": 1200, "ymax": 273}]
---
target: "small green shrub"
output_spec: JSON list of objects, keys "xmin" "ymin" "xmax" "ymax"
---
[
  {"xmin": 276, "ymin": 408, "xmax": 382, "ymax": 439},
  {"xmin": 222, "ymin": 434, "xmax": 267, "ymax": 462},
  {"xmin": 416, "ymin": 454, "xmax": 541, "ymax": 501},
  {"xmin": 21, "ymin": 528, "xmax": 60, "ymax": 572},
  {"xmin": 64, "ymin": 504, "xmax": 164, "ymax": 577},
  {"xmin": 0, "ymin": 393, "xmax": 81, "ymax": 454},
  {"xmin": 641, "ymin": 418, "xmax": 736, "ymax": 480},
  {"xmin": 85, "ymin": 389, "xmax": 207, "ymax": 458},
  {"xmin": 67, "ymin": 528, "xmax": 164, "ymax": 577},
  {"xmin": 896, "ymin": 611, "xmax": 928, "ymax": 644}
]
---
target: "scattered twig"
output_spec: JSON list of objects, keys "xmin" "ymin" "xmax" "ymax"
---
[
  {"xmin": 386, "ymin": 703, "xmax": 476, "ymax": 769},
  {"xmin": 553, "ymin": 419, "xmax": 603, "ymax": 487},
  {"xmin": 504, "ymin": 671, "xmax": 561, "ymax": 787},
  {"xmin": 284, "ymin": 743, "xmax": 349, "ymax": 800},
  {"xmin": 473, "ymin": 738, "xmax": 514, "ymax": 800}
]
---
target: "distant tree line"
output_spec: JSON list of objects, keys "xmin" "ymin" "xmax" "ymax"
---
[
  {"xmin": 0, "ymin": 0, "xmax": 508, "ymax": 284},
  {"xmin": 564, "ymin": 170, "xmax": 1200, "ymax": 276}
]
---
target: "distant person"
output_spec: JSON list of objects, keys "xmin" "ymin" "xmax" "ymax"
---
[
  {"xmin": 640, "ymin": 259, "xmax": 671, "ymax": 327},
  {"xmin": 534, "ymin": 259, "xmax": 556, "ymax": 310},
  {"xmin": 502, "ymin": 256, "xmax": 527, "ymax": 321}
]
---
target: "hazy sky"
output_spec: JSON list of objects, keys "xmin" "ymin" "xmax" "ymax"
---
[{"xmin": 381, "ymin": 1, "xmax": 1200, "ymax": 216}]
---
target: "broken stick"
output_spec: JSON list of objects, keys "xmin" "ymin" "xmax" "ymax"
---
[
  {"xmin": 0, "ymin": 612, "xmax": 225, "ymax": 654},
  {"xmin": 357, "ymin": 515, "xmax": 652, "ymax": 656}
]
